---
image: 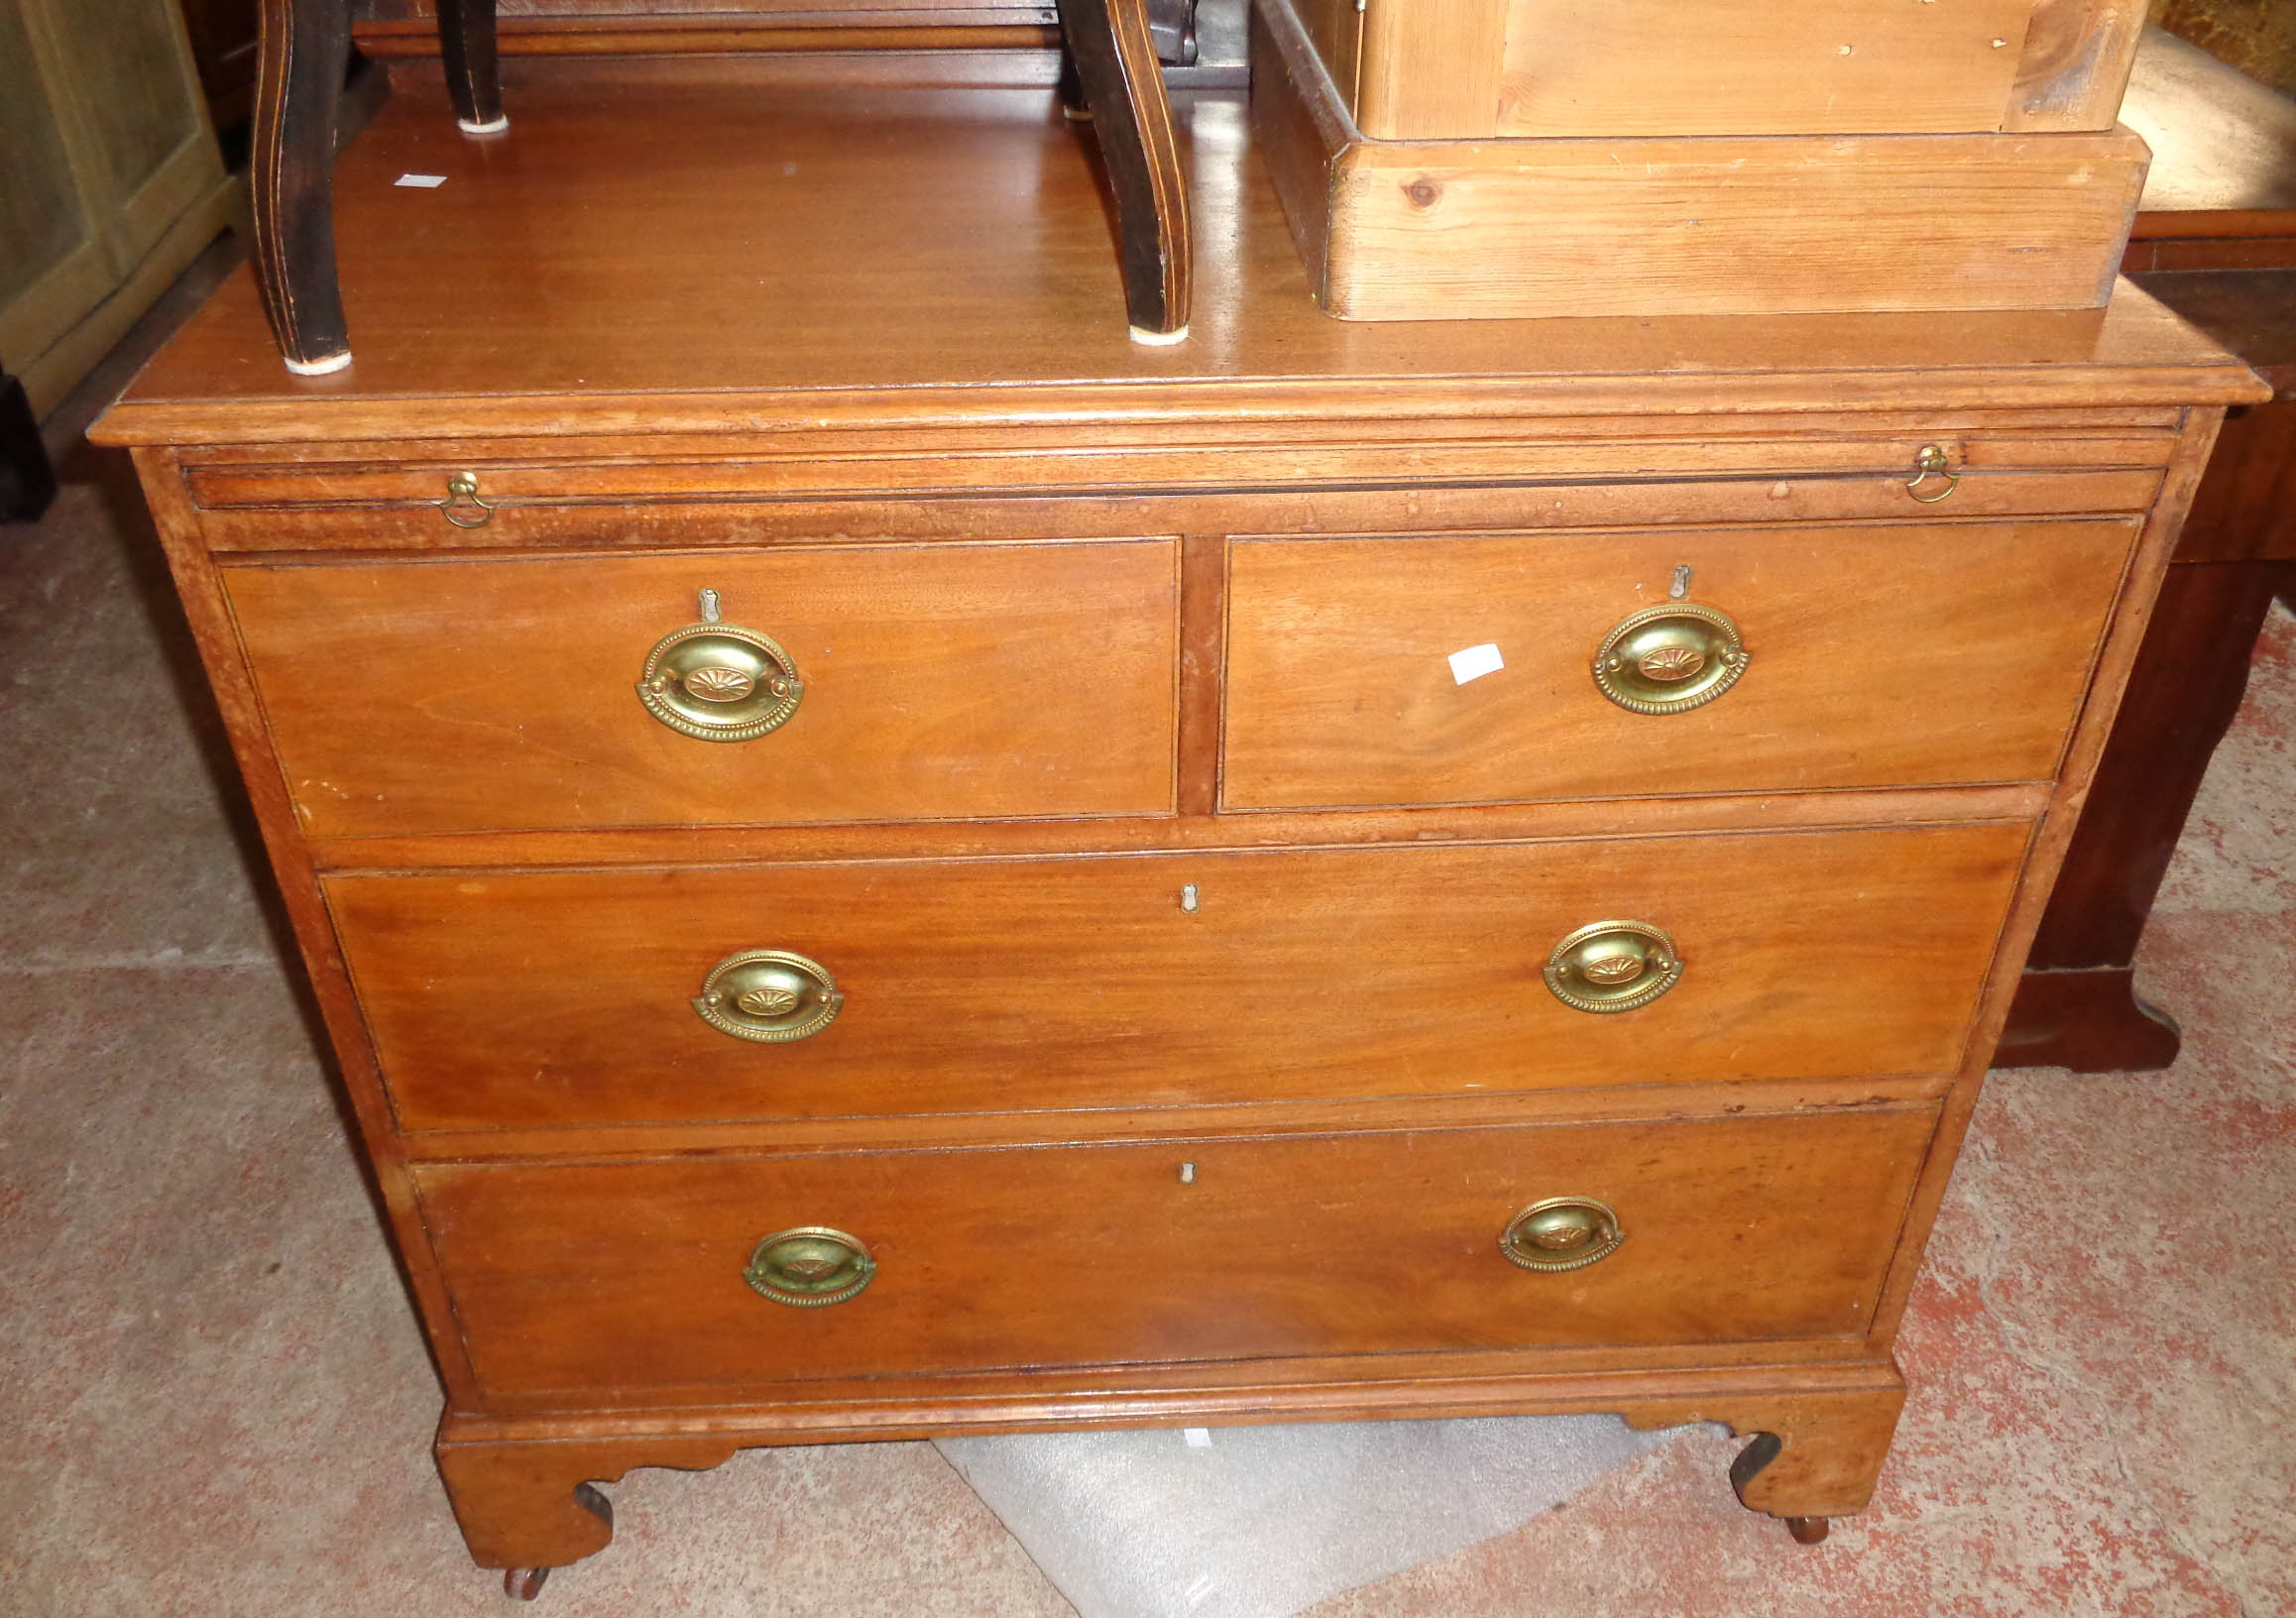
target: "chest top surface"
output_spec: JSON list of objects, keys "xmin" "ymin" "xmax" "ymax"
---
[{"xmin": 93, "ymin": 75, "xmax": 2262, "ymax": 450}]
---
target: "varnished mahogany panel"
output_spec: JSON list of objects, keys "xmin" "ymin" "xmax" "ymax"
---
[
  {"xmin": 414, "ymin": 1104, "xmax": 1939, "ymax": 1402},
  {"xmin": 223, "ymin": 539, "xmax": 1179, "ymax": 835},
  {"xmin": 328, "ymin": 823, "xmax": 2028, "ymax": 1132},
  {"xmin": 1224, "ymin": 519, "xmax": 2137, "ymax": 810}
]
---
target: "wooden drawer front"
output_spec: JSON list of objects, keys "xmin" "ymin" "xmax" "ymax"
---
[
  {"xmin": 332, "ymin": 823, "xmax": 2026, "ymax": 1132},
  {"xmin": 1223, "ymin": 520, "xmax": 2133, "ymax": 810},
  {"xmin": 417, "ymin": 1106, "xmax": 1939, "ymax": 1400},
  {"xmin": 223, "ymin": 541, "xmax": 1178, "ymax": 836}
]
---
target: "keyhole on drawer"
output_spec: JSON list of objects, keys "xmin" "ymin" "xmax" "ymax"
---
[
  {"xmin": 1179, "ymin": 1162, "xmax": 1198, "ymax": 1185},
  {"xmin": 1668, "ymin": 564, "xmax": 1692, "ymax": 601},
  {"xmin": 698, "ymin": 588, "xmax": 723, "ymax": 624},
  {"xmin": 1180, "ymin": 883, "xmax": 1200, "ymax": 914}
]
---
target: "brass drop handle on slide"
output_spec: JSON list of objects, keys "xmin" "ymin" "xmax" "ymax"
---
[{"xmin": 1905, "ymin": 442, "xmax": 1960, "ymax": 504}]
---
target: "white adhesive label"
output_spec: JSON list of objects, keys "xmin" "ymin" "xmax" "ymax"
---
[
  {"xmin": 1447, "ymin": 642, "xmax": 1504, "ymax": 685},
  {"xmin": 395, "ymin": 173, "xmax": 448, "ymax": 188},
  {"xmin": 1183, "ymin": 1429, "xmax": 1213, "ymax": 1448}
]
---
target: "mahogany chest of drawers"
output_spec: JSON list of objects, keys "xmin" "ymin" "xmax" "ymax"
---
[{"xmin": 93, "ymin": 69, "xmax": 2263, "ymax": 1593}]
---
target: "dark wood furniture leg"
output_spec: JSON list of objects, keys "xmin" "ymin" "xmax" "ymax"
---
[
  {"xmin": 0, "ymin": 358, "xmax": 56, "ymax": 523},
  {"xmin": 252, "ymin": 0, "xmax": 354, "ymax": 373},
  {"xmin": 1053, "ymin": 0, "xmax": 1193, "ymax": 342},
  {"xmin": 437, "ymin": 0, "xmax": 506, "ymax": 134},
  {"xmin": 1998, "ymin": 558, "xmax": 2295, "ymax": 1071}
]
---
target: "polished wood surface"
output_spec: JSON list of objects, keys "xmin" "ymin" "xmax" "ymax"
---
[
  {"xmin": 1253, "ymin": 0, "xmax": 2147, "ymax": 323},
  {"xmin": 1223, "ymin": 520, "xmax": 2139, "ymax": 809},
  {"xmin": 223, "ymin": 540, "xmax": 1181, "ymax": 835},
  {"xmin": 249, "ymin": 0, "xmax": 1188, "ymax": 364},
  {"xmin": 329, "ymin": 824, "xmax": 2027, "ymax": 1131},
  {"xmin": 93, "ymin": 71, "xmax": 2260, "ymax": 1582},
  {"xmin": 93, "ymin": 76, "xmax": 2263, "ymax": 447},
  {"xmin": 416, "ymin": 1105, "xmax": 1940, "ymax": 1403}
]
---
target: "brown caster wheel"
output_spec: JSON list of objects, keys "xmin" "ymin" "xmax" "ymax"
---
[
  {"xmin": 1784, "ymin": 1516, "xmax": 1830, "ymax": 1546},
  {"xmin": 503, "ymin": 1565, "xmax": 549, "ymax": 1599}
]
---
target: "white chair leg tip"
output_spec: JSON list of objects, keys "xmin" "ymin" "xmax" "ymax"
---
[
  {"xmin": 285, "ymin": 350, "xmax": 353, "ymax": 376},
  {"xmin": 1128, "ymin": 324, "xmax": 1191, "ymax": 347},
  {"xmin": 459, "ymin": 116, "xmax": 510, "ymax": 135}
]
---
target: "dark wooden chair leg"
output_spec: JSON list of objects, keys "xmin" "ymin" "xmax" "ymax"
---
[
  {"xmin": 1057, "ymin": 44, "xmax": 1091, "ymax": 122},
  {"xmin": 438, "ymin": 0, "xmax": 507, "ymax": 134},
  {"xmin": 0, "ymin": 359, "xmax": 56, "ymax": 522},
  {"xmin": 252, "ymin": 0, "xmax": 354, "ymax": 374},
  {"xmin": 1053, "ymin": 0, "xmax": 1192, "ymax": 343},
  {"xmin": 1998, "ymin": 559, "xmax": 2296, "ymax": 1071}
]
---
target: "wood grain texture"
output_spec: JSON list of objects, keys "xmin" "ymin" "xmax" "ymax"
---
[
  {"xmin": 1318, "ymin": 123, "xmax": 2150, "ymax": 320},
  {"xmin": 428, "ymin": 1354, "xmax": 1905, "ymax": 1566},
  {"xmin": 413, "ymin": 1106, "xmax": 1939, "ymax": 1403},
  {"xmin": 2010, "ymin": 0, "xmax": 2147, "ymax": 130},
  {"xmin": 1355, "ymin": 0, "xmax": 1508, "ymax": 139},
  {"xmin": 1495, "ymin": 0, "xmax": 2034, "ymax": 139},
  {"xmin": 1223, "ymin": 520, "xmax": 2138, "ymax": 810},
  {"xmin": 222, "ymin": 540, "xmax": 1179, "ymax": 836},
  {"xmin": 1255, "ymin": 0, "xmax": 2153, "ymax": 322},
  {"xmin": 309, "ymin": 784, "xmax": 2056, "ymax": 879},
  {"xmin": 327, "ymin": 824, "xmax": 2028, "ymax": 1131},
  {"xmin": 89, "ymin": 79, "xmax": 2265, "ymax": 448}
]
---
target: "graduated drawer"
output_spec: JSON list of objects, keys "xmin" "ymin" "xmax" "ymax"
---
[
  {"xmin": 415, "ymin": 1105, "xmax": 1938, "ymax": 1402},
  {"xmin": 331, "ymin": 822, "xmax": 2027, "ymax": 1132},
  {"xmin": 1222, "ymin": 519, "xmax": 2135, "ymax": 810},
  {"xmin": 222, "ymin": 540, "xmax": 1178, "ymax": 836}
]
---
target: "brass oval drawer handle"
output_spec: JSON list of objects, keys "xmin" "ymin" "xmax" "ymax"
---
[
  {"xmin": 1905, "ymin": 443, "xmax": 1960, "ymax": 504},
  {"xmin": 1544, "ymin": 920, "xmax": 1681, "ymax": 1014},
  {"xmin": 694, "ymin": 949, "xmax": 845, "ymax": 1042},
  {"xmin": 1500, "ymin": 1197, "xmax": 1624, "ymax": 1273},
  {"xmin": 436, "ymin": 471, "xmax": 496, "ymax": 528},
  {"xmin": 1592, "ymin": 602, "xmax": 1747, "ymax": 715},
  {"xmin": 637, "ymin": 621, "xmax": 805, "ymax": 742},
  {"xmin": 745, "ymin": 1226, "xmax": 875, "ymax": 1307}
]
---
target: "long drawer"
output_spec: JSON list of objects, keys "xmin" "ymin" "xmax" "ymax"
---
[
  {"xmin": 222, "ymin": 540, "xmax": 1179, "ymax": 836},
  {"xmin": 415, "ymin": 1105, "xmax": 1939, "ymax": 1402},
  {"xmin": 330, "ymin": 822, "xmax": 2027, "ymax": 1131},
  {"xmin": 1223, "ymin": 519, "xmax": 2136, "ymax": 809}
]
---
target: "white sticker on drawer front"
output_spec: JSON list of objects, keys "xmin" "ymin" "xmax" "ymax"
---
[
  {"xmin": 394, "ymin": 173, "xmax": 448, "ymax": 188},
  {"xmin": 1447, "ymin": 642, "xmax": 1505, "ymax": 685}
]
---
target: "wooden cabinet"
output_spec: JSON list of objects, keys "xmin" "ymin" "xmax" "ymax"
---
[
  {"xmin": 0, "ymin": 0, "xmax": 234, "ymax": 416},
  {"xmin": 91, "ymin": 69, "xmax": 2262, "ymax": 1591}
]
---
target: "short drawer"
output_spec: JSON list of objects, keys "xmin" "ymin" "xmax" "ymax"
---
[
  {"xmin": 222, "ymin": 540, "xmax": 1178, "ymax": 836},
  {"xmin": 331, "ymin": 821, "xmax": 2027, "ymax": 1131},
  {"xmin": 416, "ymin": 1105, "xmax": 1938, "ymax": 1401},
  {"xmin": 1222, "ymin": 520, "xmax": 2135, "ymax": 809}
]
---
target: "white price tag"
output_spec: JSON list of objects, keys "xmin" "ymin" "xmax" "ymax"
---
[
  {"xmin": 1447, "ymin": 642, "xmax": 1504, "ymax": 685},
  {"xmin": 395, "ymin": 173, "xmax": 448, "ymax": 188}
]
